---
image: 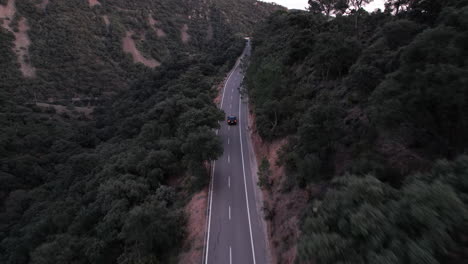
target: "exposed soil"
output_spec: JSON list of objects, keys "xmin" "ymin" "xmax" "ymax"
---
[
  {"xmin": 36, "ymin": 103, "xmax": 94, "ymax": 118},
  {"xmin": 181, "ymin": 24, "xmax": 190, "ymax": 43},
  {"xmin": 248, "ymin": 110, "xmax": 309, "ymax": 264},
  {"xmin": 0, "ymin": 0, "xmax": 15, "ymax": 31},
  {"xmin": 14, "ymin": 18, "xmax": 36, "ymax": 78},
  {"xmin": 88, "ymin": 0, "xmax": 100, "ymax": 7},
  {"xmin": 122, "ymin": 31, "xmax": 160, "ymax": 68},
  {"xmin": 214, "ymin": 80, "xmax": 225, "ymax": 106},
  {"xmin": 148, "ymin": 15, "xmax": 166, "ymax": 37},
  {"xmin": 0, "ymin": 0, "xmax": 36, "ymax": 78},
  {"xmin": 102, "ymin": 15, "xmax": 109, "ymax": 26},
  {"xmin": 178, "ymin": 189, "xmax": 208, "ymax": 264}
]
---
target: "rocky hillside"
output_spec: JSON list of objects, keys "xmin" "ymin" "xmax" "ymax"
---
[
  {"xmin": 0, "ymin": 0, "xmax": 281, "ymax": 100},
  {"xmin": 246, "ymin": 0, "xmax": 468, "ymax": 263}
]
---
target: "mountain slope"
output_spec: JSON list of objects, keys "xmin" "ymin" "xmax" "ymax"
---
[{"xmin": 0, "ymin": 0, "xmax": 282, "ymax": 99}]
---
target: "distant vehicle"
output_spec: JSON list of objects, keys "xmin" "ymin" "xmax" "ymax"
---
[{"xmin": 227, "ymin": 116, "xmax": 237, "ymax": 125}]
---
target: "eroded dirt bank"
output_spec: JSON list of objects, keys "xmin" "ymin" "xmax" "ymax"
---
[
  {"xmin": 122, "ymin": 31, "xmax": 160, "ymax": 68},
  {"xmin": 248, "ymin": 110, "xmax": 309, "ymax": 264},
  {"xmin": 148, "ymin": 15, "xmax": 166, "ymax": 38},
  {"xmin": 88, "ymin": 0, "xmax": 100, "ymax": 7},
  {"xmin": 181, "ymin": 24, "xmax": 190, "ymax": 43},
  {"xmin": 14, "ymin": 18, "xmax": 36, "ymax": 77},
  {"xmin": 0, "ymin": 0, "xmax": 36, "ymax": 78},
  {"xmin": 178, "ymin": 189, "xmax": 208, "ymax": 264}
]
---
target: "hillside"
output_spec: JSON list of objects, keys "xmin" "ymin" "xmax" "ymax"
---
[
  {"xmin": 0, "ymin": 0, "xmax": 281, "ymax": 263},
  {"xmin": 246, "ymin": 0, "xmax": 468, "ymax": 263},
  {"xmin": 0, "ymin": 0, "xmax": 281, "ymax": 100}
]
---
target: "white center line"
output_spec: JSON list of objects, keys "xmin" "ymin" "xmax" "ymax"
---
[
  {"xmin": 227, "ymin": 154, "xmax": 230, "ymax": 164},
  {"xmin": 229, "ymin": 206, "xmax": 231, "ymax": 220},
  {"xmin": 238, "ymin": 97, "xmax": 257, "ymax": 264},
  {"xmin": 230, "ymin": 103, "xmax": 232, "ymax": 109},
  {"xmin": 231, "ymin": 95, "xmax": 233, "ymax": 100},
  {"xmin": 205, "ymin": 50, "xmax": 241, "ymax": 264},
  {"xmin": 205, "ymin": 46, "xmax": 248, "ymax": 264},
  {"xmin": 228, "ymin": 176, "xmax": 230, "ymax": 189},
  {"xmin": 228, "ymin": 138, "xmax": 230, "ymax": 145}
]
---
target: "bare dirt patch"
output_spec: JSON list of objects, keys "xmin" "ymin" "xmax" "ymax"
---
[
  {"xmin": 88, "ymin": 0, "xmax": 100, "ymax": 7},
  {"xmin": 148, "ymin": 15, "xmax": 166, "ymax": 37},
  {"xmin": 249, "ymin": 111, "xmax": 309, "ymax": 264},
  {"xmin": 1, "ymin": 0, "xmax": 36, "ymax": 78},
  {"xmin": 102, "ymin": 15, "xmax": 109, "ymax": 26},
  {"xmin": 178, "ymin": 189, "xmax": 208, "ymax": 264},
  {"xmin": 122, "ymin": 31, "xmax": 160, "ymax": 68},
  {"xmin": 181, "ymin": 24, "xmax": 190, "ymax": 43},
  {"xmin": 0, "ymin": 0, "xmax": 15, "ymax": 31},
  {"xmin": 36, "ymin": 103, "xmax": 94, "ymax": 118},
  {"xmin": 14, "ymin": 18, "xmax": 36, "ymax": 78}
]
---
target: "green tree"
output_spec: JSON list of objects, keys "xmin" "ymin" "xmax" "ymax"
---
[
  {"xmin": 298, "ymin": 173, "xmax": 468, "ymax": 264},
  {"xmin": 308, "ymin": 0, "xmax": 340, "ymax": 17}
]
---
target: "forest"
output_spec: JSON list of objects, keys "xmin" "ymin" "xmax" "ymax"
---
[
  {"xmin": 0, "ymin": 0, "xmax": 279, "ymax": 263},
  {"xmin": 246, "ymin": 0, "xmax": 468, "ymax": 263}
]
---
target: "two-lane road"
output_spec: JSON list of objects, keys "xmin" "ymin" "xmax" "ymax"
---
[{"xmin": 204, "ymin": 40, "xmax": 269, "ymax": 264}]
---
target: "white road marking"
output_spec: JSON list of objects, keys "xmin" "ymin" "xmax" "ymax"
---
[
  {"xmin": 228, "ymin": 176, "xmax": 230, "ymax": 189},
  {"xmin": 230, "ymin": 103, "xmax": 232, "ymax": 109},
  {"xmin": 239, "ymin": 97, "xmax": 257, "ymax": 264},
  {"xmin": 227, "ymin": 154, "xmax": 230, "ymax": 164},
  {"xmin": 231, "ymin": 95, "xmax": 233, "ymax": 100},
  {"xmin": 228, "ymin": 126, "xmax": 230, "ymax": 131},
  {"xmin": 230, "ymin": 246, "xmax": 232, "ymax": 264},
  {"xmin": 228, "ymin": 138, "xmax": 230, "ymax": 145},
  {"xmin": 205, "ymin": 50, "xmax": 241, "ymax": 264},
  {"xmin": 229, "ymin": 206, "xmax": 231, "ymax": 220},
  {"xmin": 204, "ymin": 161, "xmax": 216, "ymax": 264}
]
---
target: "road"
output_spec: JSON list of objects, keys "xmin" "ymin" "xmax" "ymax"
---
[{"xmin": 204, "ymin": 40, "xmax": 269, "ymax": 264}]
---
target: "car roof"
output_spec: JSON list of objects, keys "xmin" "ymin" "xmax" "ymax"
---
[{"xmin": 227, "ymin": 115, "xmax": 237, "ymax": 118}]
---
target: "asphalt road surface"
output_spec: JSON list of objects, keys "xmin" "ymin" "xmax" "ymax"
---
[{"xmin": 204, "ymin": 40, "xmax": 269, "ymax": 264}]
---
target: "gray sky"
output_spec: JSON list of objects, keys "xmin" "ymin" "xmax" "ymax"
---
[{"xmin": 263, "ymin": 0, "xmax": 386, "ymax": 11}]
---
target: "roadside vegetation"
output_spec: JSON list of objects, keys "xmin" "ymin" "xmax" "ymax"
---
[{"xmin": 246, "ymin": 0, "xmax": 468, "ymax": 262}]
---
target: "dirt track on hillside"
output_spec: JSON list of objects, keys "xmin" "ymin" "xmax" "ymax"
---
[
  {"xmin": 181, "ymin": 24, "xmax": 190, "ymax": 43},
  {"xmin": 122, "ymin": 31, "xmax": 160, "ymax": 68},
  {"xmin": 88, "ymin": 0, "xmax": 100, "ymax": 7},
  {"xmin": 0, "ymin": 0, "xmax": 36, "ymax": 78},
  {"xmin": 148, "ymin": 15, "xmax": 166, "ymax": 37}
]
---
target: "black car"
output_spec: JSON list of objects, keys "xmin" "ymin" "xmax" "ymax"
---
[{"xmin": 227, "ymin": 116, "xmax": 237, "ymax": 125}]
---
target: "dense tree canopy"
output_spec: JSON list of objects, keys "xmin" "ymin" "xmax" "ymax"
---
[
  {"xmin": 299, "ymin": 160, "xmax": 468, "ymax": 263},
  {"xmin": 0, "ymin": 0, "xmax": 278, "ymax": 263},
  {"xmin": 246, "ymin": 0, "xmax": 468, "ymax": 262}
]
